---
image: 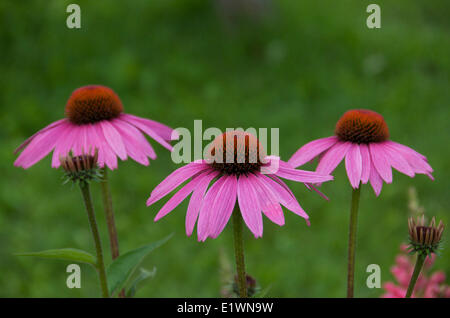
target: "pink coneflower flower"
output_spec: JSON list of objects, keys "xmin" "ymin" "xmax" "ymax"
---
[
  {"xmin": 288, "ymin": 109, "xmax": 433, "ymax": 196},
  {"xmin": 147, "ymin": 130, "xmax": 333, "ymax": 241},
  {"xmin": 288, "ymin": 109, "xmax": 434, "ymax": 298},
  {"xmin": 14, "ymin": 85, "xmax": 178, "ymax": 170}
]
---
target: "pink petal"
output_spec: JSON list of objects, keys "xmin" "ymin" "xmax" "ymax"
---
[
  {"xmin": 385, "ymin": 141, "xmax": 433, "ymax": 178},
  {"xmin": 208, "ymin": 175, "xmax": 238, "ymax": 239},
  {"xmin": 93, "ymin": 124, "xmax": 118, "ymax": 169},
  {"xmin": 288, "ymin": 136, "xmax": 338, "ymax": 168},
  {"xmin": 112, "ymin": 118, "xmax": 156, "ymax": 166},
  {"xmin": 14, "ymin": 119, "xmax": 67, "ymax": 154},
  {"xmin": 114, "ymin": 118, "xmax": 157, "ymax": 160},
  {"xmin": 100, "ymin": 120, "xmax": 127, "ymax": 160},
  {"xmin": 154, "ymin": 171, "xmax": 209, "ymax": 222},
  {"xmin": 120, "ymin": 113, "xmax": 178, "ymax": 141},
  {"xmin": 380, "ymin": 142, "xmax": 414, "ymax": 177},
  {"xmin": 316, "ymin": 141, "xmax": 352, "ymax": 176},
  {"xmin": 237, "ymin": 175, "xmax": 263, "ymax": 238},
  {"xmin": 147, "ymin": 161, "xmax": 210, "ymax": 206},
  {"xmin": 258, "ymin": 174, "xmax": 309, "ymax": 221},
  {"xmin": 197, "ymin": 176, "xmax": 227, "ymax": 241},
  {"xmin": 185, "ymin": 171, "xmax": 219, "ymax": 236},
  {"xmin": 122, "ymin": 114, "xmax": 174, "ymax": 151},
  {"xmin": 359, "ymin": 143, "xmax": 371, "ymax": 184},
  {"xmin": 345, "ymin": 143, "xmax": 362, "ymax": 189},
  {"xmin": 249, "ymin": 174, "xmax": 285, "ymax": 226},
  {"xmin": 305, "ymin": 183, "xmax": 329, "ymax": 200},
  {"xmin": 14, "ymin": 124, "xmax": 66, "ymax": 169},
  {"xmin": 51, "ymin": 122, "xmax": 77, "ymax": 168},
  {"xmin": 369, "ymin": 143, "xmax": 392, "ymax": 183},
  {"xmin": 369, "ymin": 160, "xmax": 383, "ymax": 196},
  {"xmin": 72, "ymin": 125, "xmax": 89, "ymax": 156},
  {"xmin": 274, "ymin": 159, "xmax": 334, "ymax": 183}
]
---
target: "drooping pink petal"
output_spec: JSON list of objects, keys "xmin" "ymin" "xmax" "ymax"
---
[
  {"xmin": 100, "ymin": 120, "xmax": 127, "ymax": 160},
  {"xmin": 288, "ymin": 136, "xmax": 338, "ymax": 168},
  {"xmin": 122, "ymin": 114, "xmax": 174, "ymax": 151},
  {"xmin": 197, "ymin": 176, "xmax": 227, "ymax": 241},
  {"xmin": 270, "ymin": 174, "xmax": 296, "ymax": 198},
  {"xmin": 386, "ymin": 140, "xmax": 427, "ymax": 160},
  {"xmin": 51, "ymin": 122, "xmax": 77, "ymax": 167},
  {"xmin": 114, "ymin": 118, "xmax": 157, "ymax": 159},
  {"xmin": 72, "ymin": 124, "xmax": 89, "ymax": 156},
  {"xmin": 316, "ymin": 141, "xmax": 352, "ymax": 176},
  {"xmin": 154, "ymin": 171, "xmax": 210, "ymax": 222},
  {"xmin": 93, "ymin": 123, "xmax": 118, "ymax": 169},
  {"xmin": 384, "ymin": 141, "xmax": 433, "ymax": 178},
  {"xmin": 147, "ymin": 160, "xmax": 210, "ymax": 206},
  {"xmin": 273, "ymin": 159, "xmax": 334, "ymax": 184},
  {"xmin": 120, "ymin": 113, "xmax": 178, "ymax": 141},
  {"xmin": 208, "ymin": 175, "xmax": 238, "ymax": 239},
  {"xmin": 112, "ymin": 118, "xmax": 156, "ymax": 166},
  {"xmin": 380, "ymin": 142, "xmax": 414, "ymax": 177},
  {"xmin": 14, "ymin": 124, "xmax": 67, "ymax": 169},
  {"xmin": 249, "ymin": 174, "xmax": 285, "ymax": 226},
  {"xmin": 185, "ymin": 171, "xmax": 219, "ymax": 236},
  {"xmin": 237, "ymin": 175, "xmax": 263, "ymax": 238},
  {"xmin": 359, "ymin": 143, "xmax": 371, "ymax": 184},
  {"xmin": 345, "ymin": 143, "xmax": 362, "ymax": 189},
  {"xmin": 258, "ymin": 174, "xmax": 309, "ymax": 221},
  {"xmin": 369, "ymin": 160, "xmax": 383, "ymax": 196},
  {"xmin": 14, "ymin": 119, "xmax": 67, "ymax": 154},
  {"xmin": 369, "ymin": 143, "xmax": 392, "ymax": 184},
  {"xmin": 305, "ymin": 183, "xmax": 329, "ymax": 200}
]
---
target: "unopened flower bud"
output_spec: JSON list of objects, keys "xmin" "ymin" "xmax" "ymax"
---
[
  {"xmin": 60, "ymin": 149, "xmax": 102, "ymax": 185},
  {"xmin": 408, "ymin": 215, "xmax": 444, "ymax": 257}
]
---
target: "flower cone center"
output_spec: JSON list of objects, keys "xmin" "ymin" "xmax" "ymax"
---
[
  {"xmin": 207, "ymin": 131, "xmax": 266, "ymax": 176},
  {"xmin": 65, "ymin": 85, "xmax": 123, "ymax": 125},
  {"xmin": 335, "ymin": 109, "xmax": 389, "ymax": 143}
]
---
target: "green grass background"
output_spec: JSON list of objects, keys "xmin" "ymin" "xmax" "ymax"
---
[{"xmin": 0, "ymin": 0, "xmax": 449, "ymax": 297}]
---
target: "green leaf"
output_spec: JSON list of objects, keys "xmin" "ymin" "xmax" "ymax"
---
[
  {"xmin": 126, "ymin": 267, "xmax": 157, "ymax": 297},
  {"xmin": 16, "ymin": 248, "xmax": 96, "ymax": 266},
  {"xmin": 107, "ymin": 233, "xmax": 173, "ymax": 296}
]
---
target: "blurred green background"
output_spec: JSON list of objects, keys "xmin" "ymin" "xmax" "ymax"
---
[{"xmin": 0, "ymin": 0, "xmax": 449, "ymax": 297}]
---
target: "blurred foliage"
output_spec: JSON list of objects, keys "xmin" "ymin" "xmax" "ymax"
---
[{"xmin": 0, "ymin": 0, "xmax": 449, "ymax": 297}]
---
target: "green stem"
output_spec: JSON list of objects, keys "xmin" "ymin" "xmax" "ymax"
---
[
  {"xmin": 232, "ymin": 210, "xmax": 247, "ymax": 298},
  {"xmin": 79, "ymin": 182, "xmax": 109, "ymax": 298},
  {"xmin": 347, "ymin": 185, "xmax": 361, "ymax": 298},
  {"xmin": 100, "ymin": 168, "xmax": 121, "ymax": 260},
  {"xmin": 100, "ymin": 168, "xmax": 125, "ymax": 298},
  {"xmin": 405, "ymin": 253, "xmax": 426, "ymax": 298}
]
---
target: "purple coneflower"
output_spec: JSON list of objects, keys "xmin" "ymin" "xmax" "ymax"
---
[
  {"xmin": 14, "ymin": 85, "xmax": 178, "ymax": 170},
  {"xmin": 288, "ymin": 109, "xmax": 433, "ymax": 298},
  {"xmin": 147, "ymin": 130, "xmax": 333, "ymax": 297},
  {"xmin": 14, "ymin": 85, "xmax": 177, "ymax": 298},
  {"xmin": 288, "ymin": 109, "xmax": 433, "ymax": 196}
]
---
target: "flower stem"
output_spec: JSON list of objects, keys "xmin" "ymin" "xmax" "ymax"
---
[
  {"xmin": 405, "ymin": 253, "xmax": 426, "ymax": 298},
  {"xmin": 232, "ymin": 210, "xmax": 247, "ymax": 298},
  {"xmin": 99, "ymin": 168, "xmax": 125, "ymax": 297},
  {"xmin": 79, "ymin": 182, "xmax": 109, "ymax": 298},
  {"xmin": 100, "ymin": 168, "xmax": 120, "ymax": 260},
  {"xmin": 347, "ymin": 185, "xmax": 361, "ymax": 298}
]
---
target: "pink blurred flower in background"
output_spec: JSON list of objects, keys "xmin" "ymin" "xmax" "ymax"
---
[
  {"xmin": 14, "ymin": 85, "xmax": 178, "ymax": 170},
  {"xmin": 382, "ymin": 244, "xmax": 450, "ymax": 298}
]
